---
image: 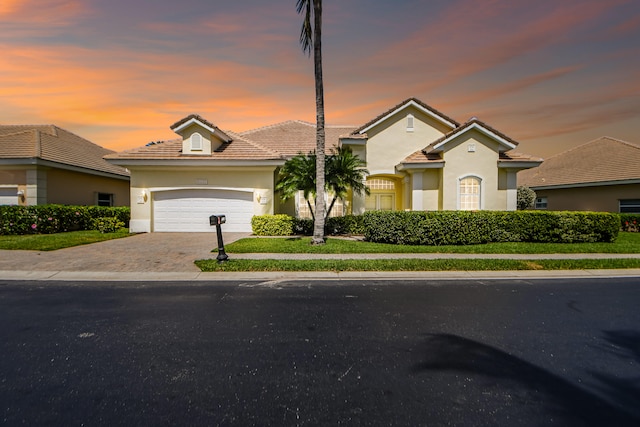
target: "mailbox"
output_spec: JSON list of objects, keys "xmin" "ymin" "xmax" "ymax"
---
[
  {"xmin": 209, "ymin": 214, "xmax": 226, "ymax": 226},
  {"xmin": 209, "ymin": 214, "xmax": 228, "ymax": 262}
]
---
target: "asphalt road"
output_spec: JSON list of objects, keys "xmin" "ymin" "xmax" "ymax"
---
[{"xmin": 1, "ymin": 277, "xmax": 639, "ymax": 426}]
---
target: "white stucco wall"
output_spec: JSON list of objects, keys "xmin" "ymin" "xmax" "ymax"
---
[{"xmin": 441, "ymin": 130, "xmax": 506, "ymax": 210}]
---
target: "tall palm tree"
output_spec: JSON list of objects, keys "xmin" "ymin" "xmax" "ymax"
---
[
  {"xmin": 325, "ymin": 147, "xmax": 370, "ymax": 219},
  {"xmin": 297, "ymin": 0, "xmax": 326, "ymax": 245}
]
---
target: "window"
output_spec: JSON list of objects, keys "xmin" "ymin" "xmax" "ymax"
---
[
  {"xmin": 191, "ymin": 132, "xmax": 202, "ymax": 150},
  {"xmin": 366, "ymin": 178, "xmax": 396, "ymax": 190},
  {"xmin": 297, "ymin": 191, "xmax": 344, "ymax": 219},
  {"xmin": 97, "ymin": 193, "xmax": 114, "ymax": 207},
  {"xmin": 406, "ymin": 114, "xmax": 414, "ymax": 132},
  {"xmin": 620, "ymin": 199, "xmax": 640, "ymax": 213},
  {"xmin": 459, "ymin": 176, "xmax": 481, "ymax": 210},
  {"xmin": 535, "ymin": 197, "xmax": 548, "ymax": 210}
]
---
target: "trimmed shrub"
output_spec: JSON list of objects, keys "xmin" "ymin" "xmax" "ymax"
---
[
  {"xmin": 362, "ymin": 210, "xmax": 619, "ymax": 245},
  {"xmin": 0, "ymin": 205, "xmax": 130, "ymax": 235},
  {"xmin": 251, "ymin": 214, "xmax": 294, "ymax": 236},
  {"xmin": 620, "ymin": 214, "xmax": 640, "ymax": 232},
  {"xmin": 92, "ymin": 217, "xmax": 125, "ymax": 233}
]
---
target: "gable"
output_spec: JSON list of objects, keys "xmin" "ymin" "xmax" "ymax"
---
[{"xmin": 170, "ymin": 114, "xmax": 232, "ymax": 155}]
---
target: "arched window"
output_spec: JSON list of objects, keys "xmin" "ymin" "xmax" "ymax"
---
[
  {"xmin": 459, "ymin": 176, "xmax": 481, "ymax": 210},
  {"xmin": 191, "ymin": 132, "xmax": 202, "ymax": 151}
]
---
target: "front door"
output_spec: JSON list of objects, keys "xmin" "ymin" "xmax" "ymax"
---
[{"xmin": 366, "ymin": 193, "xmax": 395, "ymax": 211}]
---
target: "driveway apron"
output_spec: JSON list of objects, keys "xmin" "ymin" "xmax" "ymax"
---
[{"xmin": 0, "ymin": 232, "xmax": 249, "ymax": 273}]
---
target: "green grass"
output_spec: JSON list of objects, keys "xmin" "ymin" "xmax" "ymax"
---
[
  {"xmin": 195, "ymin": 258, "xmax": 640, "ymax": 272},
  {"xmin": 0, "ymin": 229, "xmax": 131, "ymax": 251},
  {"xmin": 225, "ymin": 232, "xmax": 640, "ymax": 254}
]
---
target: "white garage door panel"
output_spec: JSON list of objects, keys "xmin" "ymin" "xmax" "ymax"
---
[{"xmin": 153, "ymin": 189, "xmax": 253, "ymax": 232}]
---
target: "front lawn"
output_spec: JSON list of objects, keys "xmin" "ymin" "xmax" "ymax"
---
[
  {"xmin": 195, "ymin": 258, "xmax": 640, "ymax": 272},
  {"xmin": 0, "ymin": 229, "xmax": 131, "ymax": 251},
  {"xmin": 224, "ymin": 232, "xmax": 640, "ymax": 254}
]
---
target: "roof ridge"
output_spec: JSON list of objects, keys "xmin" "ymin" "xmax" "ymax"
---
[
  {"xmin": 51, "ymin": 126, "xmax": 116, "ymax": 154},
  {"xmin": 240, "ymin": 120, "xmax": 314, "ymax": 135},
  {"xmin": 224, "ymin": 130, "xmax": 283, "ymax": 158}
]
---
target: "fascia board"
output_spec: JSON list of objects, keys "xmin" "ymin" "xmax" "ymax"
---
[
  {"xmin": 396, "ymin": 162, "xmax": 445, "ymax": 171},
  {"xmin": 106, "ymin": 159, "xmax": 285, "ymax": 167},
  {"xmin": 434, "ymin": 123, "xmax": 517, "ymax": 151},
  {"xmin": 359, "ymin": 100, "xmax": 457, "ymax": 134},
  {"xmin": 530, "ymin": 179, "xmax": 640, "ymax": 190},
  {"xmin": 172, "ymin": 118, "xmax": 216, "ymax": 134},
  {"xmin": 0, "ymin": 158, "xmax": 130, "ymax": 180},
  {"xmin": 498, "ymin": 161, "xmax": 543, "ymax": 169}
]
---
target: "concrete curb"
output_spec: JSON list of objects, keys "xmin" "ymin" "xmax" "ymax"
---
[{"xmin": 2, "ymin": 269, "xmax": 640, "ymax": 282}]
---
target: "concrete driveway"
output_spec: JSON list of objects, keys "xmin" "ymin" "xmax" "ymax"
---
[{"xmin": 0, "ymin": 232, "xmax": 249, "ymax": 273}]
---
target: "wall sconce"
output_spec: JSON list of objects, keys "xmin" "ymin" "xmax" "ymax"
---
[
  {"xmin": 17, "ymin": 190, "xmax": 25, "ymax": 202},
  {"xmin": 137, "ymin": 190, "xmax": 148, "ymax": 204},
  {"xmin": 256, "ymin": 192, "xmax": 269, "ymax": 205}
]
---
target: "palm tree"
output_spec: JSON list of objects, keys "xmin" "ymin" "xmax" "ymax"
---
[
  {"xmin": 274, "ymin": 153, "xmax": 318, "ymax": 221},
  {"xmin": 297, "ymin": 0, "xmax": 326, "ymax": 245},
  {"xmin": 275, "ymin": 147, "xmax": 369, "ymax": 222},
  {"xmin": 325, "ymin": 147, "xmax": 370, "ymax": 218}
]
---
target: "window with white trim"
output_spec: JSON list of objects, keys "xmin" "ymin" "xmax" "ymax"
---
[
  {"xmin": 459, "ymin": 176, "xmax": 481, "ymax": 210},
  {"xmin": 191, "ymin": 132, "xmax": 202, "ymax": 151},
  {"xmin": 535, "ymin": 197, "xmax": 548, "ymax": 210},
  {"xmin": 620, "ymin": 199, "xmax": 640, "ymax": 213}
]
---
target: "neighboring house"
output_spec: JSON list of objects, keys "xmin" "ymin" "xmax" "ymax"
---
[
  {"xmin": 518, "ymin": 136, "xmax": 640, "ymax": 213},
  {"xmin": 0, "ymin": 125, "xmax": 130, "ymax": 206},
  {"xmin": 106, "ymin": 98, "xmax": 542, "ymax": 232}
]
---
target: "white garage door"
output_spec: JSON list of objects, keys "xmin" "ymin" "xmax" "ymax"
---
[{"xmin": 153, "ymin": 189, "xmax": 253, "ymax": 232}]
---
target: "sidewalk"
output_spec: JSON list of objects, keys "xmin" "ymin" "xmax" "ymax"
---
[{"xmin": 1, "ymin": 232, "xmax": 639, "ymax": 282}]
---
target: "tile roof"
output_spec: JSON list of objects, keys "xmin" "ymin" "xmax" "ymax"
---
[
  {"xmin": 240, "ymin": 120, "xmax": 356, "ymax": 157},
  {"xmin": 352, "ymin": 97, "xmax": 460, "ymax": 134},
  {"xmin": 518, "ymin": 136, "xmax": 640, "ymax": 188},
  {"xmin": 0, "ymin": 125, "xmax": 129, "ymax": 177},
  {"xmin": 105, "ymin": 130, "xmax": 284, "ymax": 161}
]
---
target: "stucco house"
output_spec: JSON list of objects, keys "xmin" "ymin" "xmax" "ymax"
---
[
  {"xmin": 0, "ymin": 125, "xmax": 130, "ymax": 207},
  {"xmin": 518, "ymin": 136, "xmax": 640, "ymax": 213},
  {"xmin": 106, "ymin": 98, "xmax": 542, "ymax": 233}
]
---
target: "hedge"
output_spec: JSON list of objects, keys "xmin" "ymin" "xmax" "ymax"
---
[
  {"xmin": 362, "ymin": 210, "xmax": 620, "ymax": 245},
  {"xmin": 251, "ymin": 215, "xmax": 365, "ymax": 237},
  {"xmin": 251, "ymin": 211, "xmax": 621, "ymax": 244},
  {"xmin": 0, "ymin": 205, "xmax": 130, "ymax": 235}
]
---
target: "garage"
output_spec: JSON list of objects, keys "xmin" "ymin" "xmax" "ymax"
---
[{"xmin": 153, "ymin": 189, "xmax": 253, "ymax": 232}]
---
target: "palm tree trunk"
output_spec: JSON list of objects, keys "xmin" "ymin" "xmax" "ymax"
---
[{"xmin": 311, "ymin": 0, "xmax": 326, "ymax": 245}]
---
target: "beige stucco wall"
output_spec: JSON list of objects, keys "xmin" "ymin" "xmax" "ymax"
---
[
  {"xmin": 534, "ymin": 183, "xmax": 640, "ymax": 212},
  {"xmin": 129, "ymin": 166, "xmax": 276, "ymax": 232},
  {"xmin": 365, "ymin": 106, "xmax": 452, "ymax": 176},
  {"xmin": 441, "ymin": 130, "xmax": 505, "ymax": 210},
  {"xmin": 1, "ymin": 166, "xmax": 129, "ymax": 206},
  {"xmin": 47, "ymin": 168, "xmax": 130, "ymax": 206}
]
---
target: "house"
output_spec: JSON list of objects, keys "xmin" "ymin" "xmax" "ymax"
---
[
  {"xmin": 106, "ymin": 98, "xmax": 542, "ymax": 233},
  {"xmin": 0, "ymin": 125, "xmax": 130, "ymax": 206},
  {"xmin": 518, "ymin": 136, "xmax": 640, "ymax": 213}
]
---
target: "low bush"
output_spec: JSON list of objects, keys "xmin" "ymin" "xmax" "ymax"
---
[
  {"xmin": 362, "ymin": 210, "xmax": 619, "ymax": 245},
  {"xmin": 252, "ymin": 214, "xmax": 365, "ymax": 236},
  {"xmin": 93, "ymin": 217, "xmax": 126, "ymax": 233},
  {"xmin": 0, "ymin": 205, "xmax": 130, "ymax": 235},
  {"xmin": 251, "ymin": 214, "xmax": 295, "ymax": 236}
]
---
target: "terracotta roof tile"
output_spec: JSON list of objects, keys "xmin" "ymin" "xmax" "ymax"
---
[
  {"xmin": 0, "ymin": 125, "xmax": 129, "ymax": 177},
  {"xmin": 240, "ymin": 120, "xmax": 356, "ymax": 157},
  {"xmin": 518, "ymin": 136, "xmax": 640, "ymax": 187}
]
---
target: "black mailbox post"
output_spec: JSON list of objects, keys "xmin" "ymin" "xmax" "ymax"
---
[{"xmin": 209, "ymin": 214, "xmax": 228, "ymax": 262}]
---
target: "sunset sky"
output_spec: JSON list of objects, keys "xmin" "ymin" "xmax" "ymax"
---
[{"xmin": 1, "ymin": 0, "xmax": 638, "ymax": 158}]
